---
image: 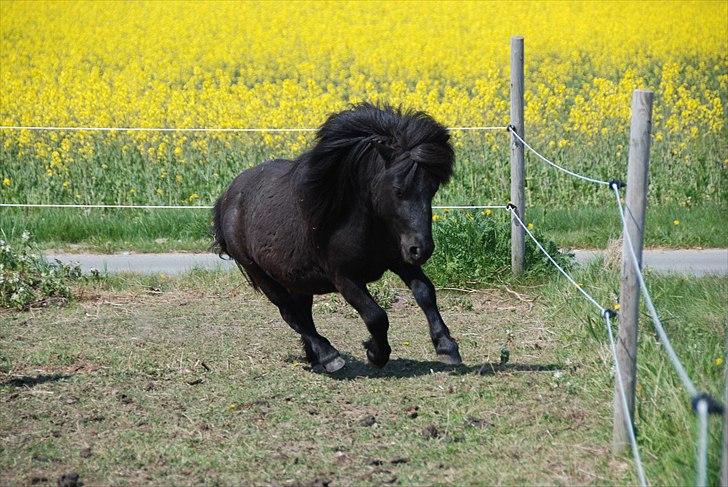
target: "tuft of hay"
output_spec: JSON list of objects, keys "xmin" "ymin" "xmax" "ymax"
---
[{"xmin": 602, "ymin": 237, "xmax": 623, "ymax": 272}]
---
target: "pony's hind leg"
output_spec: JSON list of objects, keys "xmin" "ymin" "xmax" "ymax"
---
[
  {"xmin": 278, "ymin": 294, "xmax": 345, "ymax": 373},
  {"xmin": 240, "ymin": 264, "xmax": 344, "ymax": 372},
  {"xmin": 333, "ymin": 275, "xmax": 391, "ymax": 368},
  {"xmin": 290, "ymin": 294, "xmax": 322, "ymax": 365}
]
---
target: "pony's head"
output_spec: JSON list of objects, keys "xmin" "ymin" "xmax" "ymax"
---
[
  {"xmin": 300, "ymin": 103, "xmax": 454, "ymax": 264},
  {"xmin": 368, "ymin": 133, "xmax": 453, "ymax": 265}
]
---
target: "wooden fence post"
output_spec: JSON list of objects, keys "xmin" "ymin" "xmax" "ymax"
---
[
  {"xmin": 613, "ymin": 89, "xmax": 653, "ymax": 453},
  {"xmin": 510, "ymin": 36, "xmax": 525, "ymax": 275},
  {"xmin": 721, "ymin": 330, "xmax": 727, "ymax": 486}
]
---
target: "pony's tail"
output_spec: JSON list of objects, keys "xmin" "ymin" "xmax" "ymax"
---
[
  {"xmin": 211, "ymin": 193, "xmax": 260, "ymax": 292},
  {"xmin": 211, "ymin": 195, "xmax": 229, "ymax": 259}
]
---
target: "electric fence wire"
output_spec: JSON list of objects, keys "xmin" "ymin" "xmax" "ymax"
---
[
  {"xmin": 0, "ymin": 124, "xmax": 507, "ymax": 210},
  {"xmin": 507, "ymin": 126, "xmax": 611, "ymax": 186},
  {"xmin": 0, "ymin": 203, "xmax": 508, "ymax": 210},
  {"xmin": 611, "ymin": 183, "xmax": 721, "ymax": 487},
  {"xmin": 603, "ymin": 311, "xmax": 649, "ymax": 487},
  {"xmin": 507, "ymin": 205, "xmax": 647, "ymax": 486},
  {"xmin": 610, "ymin": 184, "xmax": 698, "ymax": 397},
  {"xmin": 0, "ymin": 125, "xmax": 508, "ymax": 132}
]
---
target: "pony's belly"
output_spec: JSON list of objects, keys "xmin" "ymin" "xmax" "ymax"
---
[
  {"xmin": 258, "ymin": 256, "xmax": 335, "ymax": 295},
  {"xmin": 278, "ymin": 272, "xmax": 336, "ymax": 295}
]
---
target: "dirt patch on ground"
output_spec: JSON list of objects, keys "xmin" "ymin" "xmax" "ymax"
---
[{"xmin": 1, "ymin": 280, "xmax": 625, "ymax": 485}]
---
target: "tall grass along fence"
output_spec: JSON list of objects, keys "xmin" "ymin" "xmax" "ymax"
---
[{"xmin": 1, "ymin": 36, "xmax": 726, "ymax": 485}]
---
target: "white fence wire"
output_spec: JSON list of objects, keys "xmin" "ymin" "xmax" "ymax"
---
[
  {"xmin": 508, "ymin": 126, "xmax": 611, "ymax": 186},
  {"xmin": 509, "ymin": 206, "xmax": 647, "ymax": 486},
  {"xmin": 0, "ymin": 203, "xmax": 509, "ymax": 211},
  {"xmin": 0, "ymin": 125, "xmax": 508, "ymax": 132},
  {"xmin": 512, "ymin": 127, "xmax": 722, "ymax": 486}
]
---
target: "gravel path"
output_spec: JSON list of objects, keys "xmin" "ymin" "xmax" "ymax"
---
[{"xmin": 46, "ymin": 249, "xmax": 728, "ymax": 277}]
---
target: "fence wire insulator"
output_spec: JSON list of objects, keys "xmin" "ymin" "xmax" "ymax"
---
[
  {"xmin": 505, "ymin": 202, "xmax": 518, "ymax": 211},
  {"xmin": 608, "ymin": 179, "xmax": 626, "ymax": 190},
  {"xmin": 691, "ymin": 392, "xmax": 725, "ymax": 416},
  {"xmin": 602, "ymin": 308, "xmax": 618, "ymax": 319}
]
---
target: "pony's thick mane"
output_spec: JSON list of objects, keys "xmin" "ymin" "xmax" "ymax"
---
[{"xmin": 297, "ymin": 103, "xmax": 454, "ymax": 244}]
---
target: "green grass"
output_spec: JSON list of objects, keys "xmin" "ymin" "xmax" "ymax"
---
[
  {"xmin": 1, "ymin": 129, "xmax": 725, "ymax": 253},
  {"xmin": 0, "ymin": 271, "xmax": 622, "ymax": 485},
  {"xmin": 530, "ymin": 202, "xmax": 727, "ymax": 249},
  {"xmin": 1, "ymin": 203, "xmax": 724, "ymax": 254},
  {"xmin": 1, "ymin": 269, "xmax": 724, "ymax": 485},
  {"xmin": 1, "ymin": 128, "xmax": 726, "ymax": 208},
  {"xmin": 534, "ymin": 262, "xmax": 727, "ymax": 486}
]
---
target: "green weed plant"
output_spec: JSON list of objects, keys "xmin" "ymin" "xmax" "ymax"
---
[{"xmin": 0, "ymin": 232, "xmax": 81, "ymax": 309}]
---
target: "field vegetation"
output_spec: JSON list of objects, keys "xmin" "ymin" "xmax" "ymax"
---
[{"xmin": 0, "ymin": 1, "xmax": 726, "ymax": 217}]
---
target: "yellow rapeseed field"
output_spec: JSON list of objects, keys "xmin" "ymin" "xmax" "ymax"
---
[{"xmin": 0, "ymin": 0, "xmax": 726, "ymax": 205}]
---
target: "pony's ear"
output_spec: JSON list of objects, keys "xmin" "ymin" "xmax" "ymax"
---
[{"xmin": 371, "ymin": 139, "xmax": 397, "ymax": 164}]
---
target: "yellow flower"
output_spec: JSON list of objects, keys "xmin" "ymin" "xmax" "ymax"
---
[
  {"xmin": 613, "ymin": 303, "xmax": 621, "ymax": 311},
  {"xmin": 50, "ymin": 151, "xmax": 62, "ymax": 168},
  {"xmin": 155, "ymin": 188, "xmax": 164, "ymax": 196},
  {"xmin": 673, "ymin": 219, "xmax": 680, "ymax": 226},
  {"xmin": 527, "ymin": 222, "xmax": 534, "ymax": 230},
  {"xmin": 432, "ymin": 214, "xmax": 442, "ymax": 222},
  {"xmin": 188, "ymin": 192, "xmax": 200, "ymax": 203},
  {"xmin": 715, "ymin": 357, "xmax": 724, "ymax": 367},
  {"xmin": 2, "ymin": 177, "xmax": 11, "ymax": 187},
  {"xmin": 482, "ymin": 209, "xmax": 493, "ymax": 217},
  {"xmin": 0, "ymin": 1, "xmax": 724, "ymax": 208},
  {"xmin": 62, "ymin": 180, "xmax": 70, "ymax": 188}
]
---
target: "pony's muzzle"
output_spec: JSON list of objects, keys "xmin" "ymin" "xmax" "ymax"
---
[{"xmin": 401, "ymin": 237, "xmax": 433, "ymax": 265}]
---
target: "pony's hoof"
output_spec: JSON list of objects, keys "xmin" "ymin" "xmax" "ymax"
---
[
  {"xmin": 323, "ymin": 356, "xmax": 345, "ymax": 373},
  {"xmin": 366, "ymin": 348, "xmax": 390, "ymax": 368},
  {"xmin": 364, "ymin": 340, "xmax": 390, "ymax": 368},
  {"xmin": 437, "ymin": 351, "xmax": 462, "ymax": 365},
  {"xmin": 366, "ymin": 355, "xmax": 386, "ymax": 369}
]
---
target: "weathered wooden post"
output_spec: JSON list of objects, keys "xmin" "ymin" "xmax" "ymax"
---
[
  {"xmin": 510, "ymin": 36, "xmax": 525, "ymax": 275},
  {"xmin": 721, "ymin": 332, "xmax": 727, "ymax": 486},
  {"xmin": 613, "ymin": 89, "xmax": 653, "ymax": 453}
]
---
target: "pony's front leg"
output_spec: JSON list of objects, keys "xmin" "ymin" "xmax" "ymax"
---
[
  {"xmin": 334, "ymin": 276, "xmax": 391, "ymax": 368},
  {"xmin": 393, "ymin": 264, "xmax": 462, "ymax": 365}
]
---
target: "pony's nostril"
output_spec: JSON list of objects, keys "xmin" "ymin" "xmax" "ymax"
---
[{"xmin": 409, "ymin": 246, "xmax": 420, "ymax": 258}]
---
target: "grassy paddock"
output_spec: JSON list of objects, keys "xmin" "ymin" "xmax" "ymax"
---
[
  {"xmin": 535, "ymin": 263, "xmax": 727, "ymax": 486},
  {"xmin": 0, "ymin": 271, "xmax": 622, "ymax": 486},
  {"xmin": 1, "ymin": 203, "xmax": 724, "ymax": 253},
  {"xmin": 0, "ymin": 269, "xmax": 724, "ymax": 485}
]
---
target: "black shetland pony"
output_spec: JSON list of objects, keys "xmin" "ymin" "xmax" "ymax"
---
[{"xmin": 212, "ymin": 103, "xmax": 461, "ymax": 372}]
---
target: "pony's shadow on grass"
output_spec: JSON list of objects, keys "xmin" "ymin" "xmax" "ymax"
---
[
  {"xmin": 308, "ymin": 353, "xmax": 561, "ymax": 380},
  {"xmin": 1, "ymin": 373, "xmax": 72, "ymax": 388}
]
